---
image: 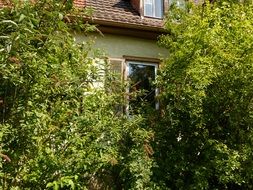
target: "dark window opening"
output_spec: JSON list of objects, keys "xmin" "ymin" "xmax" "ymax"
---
[{"xmin": 127, "ymin": 61, "xmax": 158, "ymax": 114}]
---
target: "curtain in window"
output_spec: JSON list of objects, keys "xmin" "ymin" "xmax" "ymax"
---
[
  {"xmin": 155, "ymin": 0, "xmax": 163, "ymax": 18},
  {"xmin": 144, "ymin": 0, "xmax": 153, "ymax": 17}
]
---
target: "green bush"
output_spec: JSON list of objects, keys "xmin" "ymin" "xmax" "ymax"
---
[
  {"xmin": 154, "ymin": 1, "xmax": 253, "ymax": 189},
  {"xmin": 0, "ymin": 1, "xmax": 154, "ymax": 189}
]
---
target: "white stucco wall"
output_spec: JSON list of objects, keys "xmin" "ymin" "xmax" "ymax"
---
[{"xmin": 74, "ymin": 33, "xmax": 168, "ymax": 59}]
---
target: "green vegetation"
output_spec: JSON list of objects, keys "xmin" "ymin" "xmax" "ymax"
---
[
  {"xmin": 0, "ymin": 1, "xmax": 153, "ymax": 189},
  {"xmin": 154, "ymin": 1, "xmax": 253, "ymax": 189},
  {"xmin": 1, "ymin": 0, "xmax": 253, "ymax": 189}
]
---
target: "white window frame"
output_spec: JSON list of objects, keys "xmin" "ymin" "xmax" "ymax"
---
[
  {"xmin": 126, "ymin": 61, "xmax": 159, "ymax": 114},
  {"xmin": 144, "ymin": 0, "xmax": 164, "ymax": 19}
]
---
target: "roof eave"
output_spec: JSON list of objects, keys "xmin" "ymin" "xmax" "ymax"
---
[{"xmin": 90, "ymin": 18, "xmax": 166, "ymax": 32}]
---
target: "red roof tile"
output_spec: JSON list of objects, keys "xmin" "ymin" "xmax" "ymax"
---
[
  {"xmin": 0, "ymin": 0, "xmax": 7, "ymax": 6},
  {"xmin": 74, "ymin": 0, "xmax": 85, "ymax": 8}
]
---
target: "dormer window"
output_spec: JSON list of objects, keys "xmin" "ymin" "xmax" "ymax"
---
[{"xmin": 144, "ymin": 0, "xmax": 163, "ymax": 19}]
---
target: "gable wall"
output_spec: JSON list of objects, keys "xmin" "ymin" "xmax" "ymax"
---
[{"xmin": 74, "ymin": 33, "xmax": 168, "ymax": 59}]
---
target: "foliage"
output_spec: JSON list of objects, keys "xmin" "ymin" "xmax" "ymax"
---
[
  {"xmin": 3, "ymin": 0, "xmax": 253, "ymax": 189},
  {"xmin": 154, "ymin": 1, "xmax": 253, "ymax": 189},
  {"xmin": 0, "ymin": 1, "xmax": 154, "ymax": 189}
]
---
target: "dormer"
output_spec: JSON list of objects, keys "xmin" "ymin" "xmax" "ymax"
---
[{"xmin": 130, "ymin": 0, "xmax": 168, "ymax": 19}]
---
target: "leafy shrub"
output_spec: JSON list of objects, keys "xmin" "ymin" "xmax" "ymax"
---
[
  {"xmin": 0, "ymin": 1, "xmax": 154, "ymax": 189},
  {"xmin": 154, "ymin": 1, "xmax": 253, "ymax": 189}
]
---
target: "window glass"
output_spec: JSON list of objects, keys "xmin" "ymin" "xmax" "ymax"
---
[
  {"xmin": 144, "ymin": 0, "xmax": 163, "ymax": 18},
  {"xmin": 127, "ymin": 62, "xmax": 157, "ymax": 113},
  {"xmin": 155, "ymin": 0, "xmax": 163, "ymax": 18},
  {"xmin": 144, "ymin": 0, "xmax": 153, "ymax": 17},
  {"xmin": 145, "ymin": 0, "xmax": 153, "ymax": 4}
]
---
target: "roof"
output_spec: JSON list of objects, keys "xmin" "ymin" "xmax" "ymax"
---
[
  {"xmin": 0, "ymin": 0, "xmax": 164, "ymax": 32},
  {"xmin": 73, "ymin": 0, "xmax": 86, "ymax": 8},
  {"xmin": 86, "ymin": 0, "xmax": 164, "ymax": 32}
]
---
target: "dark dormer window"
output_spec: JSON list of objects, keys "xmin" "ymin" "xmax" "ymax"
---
[{"xmin": 144, "ymin": 0, "xmax": 163, "ymax": 19}]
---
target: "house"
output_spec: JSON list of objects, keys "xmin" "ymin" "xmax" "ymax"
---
[
  {"xmin": 75, "ymin": 0, "xmax": 169, "ymax": 70},
  {"xmin": 74, "ymin": 0, "xmax": 169, "ymax": 112},
  {"xmin": 0, "ymin": 0, "xmax": 170, "ymax": 112}
]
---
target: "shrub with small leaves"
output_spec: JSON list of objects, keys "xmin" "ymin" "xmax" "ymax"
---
[
  {"xmin": 0, "ymin": 1, "xmax": 154, "ymax": 189},
  {"xmin": 154, "ymin": 1, "xmax": 253, "ymax": 189}
]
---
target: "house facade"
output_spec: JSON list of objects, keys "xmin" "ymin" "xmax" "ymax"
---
[
  {"xmin": 76, "ymin": 0, "xmax": 168, "ymax": 58},
  {"xmin": 75, "ymin": 0, "xmax": 169, "ymax": 63},
  {"xmin": 0, "ymin": 0, "xmax": 170, "ymax": 112},
  {"xmin": 75, "ymin": 0, "xmax": 170, "ymax": 112}
]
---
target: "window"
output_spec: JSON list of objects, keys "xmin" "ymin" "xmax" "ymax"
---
[
  {"xmin": 108, "ymin": 58, "xmax": 124, "ymax": 93},
  {"xmin": 107, "ymin": 58, "xmax": 159, "ymax": 115},
  {"xmin": 144, "ymin": 0, "xmax": 163, "ymax": 18},
  {"xmin": 126, "ymin": 61, "xmax": 158, "ymax": 114}
]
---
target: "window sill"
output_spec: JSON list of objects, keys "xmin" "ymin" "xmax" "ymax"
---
[
  {"xmin": 123, "ymin": 55, "xmax": 160, "ymax": 63},
  {"xmin": 143, "ymin": 15, "xmax": 164, "ymax": 20}
]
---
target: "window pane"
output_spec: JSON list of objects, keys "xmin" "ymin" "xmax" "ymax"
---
[
  {"xmin": 155, "ymin": 0, "xmax": 163, "ymax": 18},
  {"xmin": 145, "ymin": 0, "xmax": 153, "ymax": 4},
  {"xmin": 128, "ymin": 63, "xmax": 156, "ymax": 112},
  {"xmin": 144, "ymin": 0, "xmax": 153, "ymax": 17}
]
